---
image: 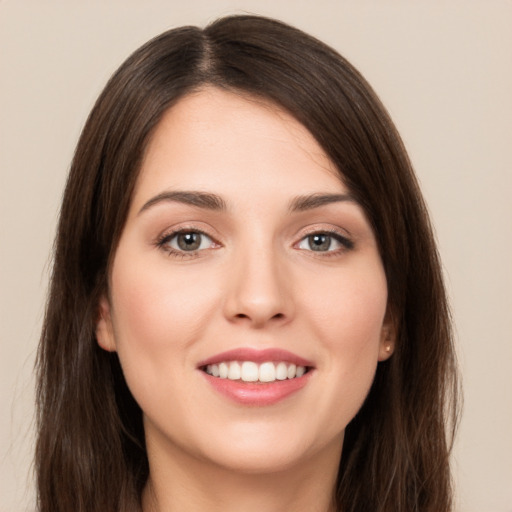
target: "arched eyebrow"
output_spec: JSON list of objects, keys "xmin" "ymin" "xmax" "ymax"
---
[
  {"xmin": 138, "ymin": 191, "xmax": 227, "ymax": 215},
  {"xmin": 138, "ymin": 190, "xmax": 357, "ymax": 216},
  {"xmin": 288, "ymin": 193, "xmax": 357, "ymax": 211}
]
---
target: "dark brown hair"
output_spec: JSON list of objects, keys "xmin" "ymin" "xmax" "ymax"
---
[{"xmin": 36, "ymin": 14, "xmax": 459, "ymax": 512}]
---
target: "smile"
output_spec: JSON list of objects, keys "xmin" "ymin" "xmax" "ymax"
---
[
  {"xmin": 203, "ymin": 361, "xmax": 308, "ymax": 383},
  {"xmin": 198, "ymin": 348, "xmax": 314, "ymax": 406}
]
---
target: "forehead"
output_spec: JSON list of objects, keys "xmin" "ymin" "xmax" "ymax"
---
[{"xmin": 132, "ymin": 87, "xmax": 347, "ymax": 211}]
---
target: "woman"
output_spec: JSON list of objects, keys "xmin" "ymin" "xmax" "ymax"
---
[{"xmin": 36, "ymin": 14, "xmax": 459, "ymax": 512}]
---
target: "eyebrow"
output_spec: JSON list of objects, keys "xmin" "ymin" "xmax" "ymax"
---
[
  {"xmin": 138, "ymin": 190, "xmax": 357, "ymax": 216},
  {"xmin": 288, "ymin": 193, "xmax": 357, "ymax": 211},
  {"xmin": 138, "ymin": 191, "xmax": 227, "ymax": 215}
]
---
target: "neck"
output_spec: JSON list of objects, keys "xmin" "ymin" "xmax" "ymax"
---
[{"xmin": 141, "ymin": 435, "xmax": 341, "ymax": 512}]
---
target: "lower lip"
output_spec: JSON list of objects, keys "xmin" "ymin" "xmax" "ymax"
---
[{"xmin": 201, "ymin": 371, "xmax": 313, "ymax": 406}]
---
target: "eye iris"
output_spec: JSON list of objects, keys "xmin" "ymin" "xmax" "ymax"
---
[
  {"xmin": 177, "ymin": 232, "xmax": 201, "ymax": 251},
  {"xmin": 309, "ymin": 234, "xmax": 331, "ymax": 251}
]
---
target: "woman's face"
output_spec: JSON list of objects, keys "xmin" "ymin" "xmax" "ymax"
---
[{"xmin": 97, "ymin": 88, "xmax": 393, "ymax": 474}]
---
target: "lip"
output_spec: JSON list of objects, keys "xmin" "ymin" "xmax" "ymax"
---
[
  {"xmin": 200, "ymin": 370, "xmax": 314, "ymax": 406},
  {"xmin": 197, "ymin": 348, "xmax": 315, "ymax": 406},
  {"xmin": 197, "ymin": 347, "xmax": 314, "ymax": 368}
]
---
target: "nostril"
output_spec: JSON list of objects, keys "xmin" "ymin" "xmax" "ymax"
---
[{"xmin": 232, "ymin": 311, "xmax": 286, "ymax": 325}]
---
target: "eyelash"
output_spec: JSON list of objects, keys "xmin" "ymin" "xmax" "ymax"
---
[
  {"xmin": 155, "ymin": 227, "xmax": 217, "ymax": 259},
  {"xmin": 296, "ymin": 228, "xmax": 354, "ymax": 257},
  {"xmin": 155, "ymin": 227, "xmax": 354, "ymax": 259}
]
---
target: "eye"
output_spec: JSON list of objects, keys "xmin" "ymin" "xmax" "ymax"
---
[
  {"xmin": 159, "ymin": 230, "xmax": 216, "ymax": 253},
  {"xmin": 297, "ymin": 232, "xmax": 352, "ymax": 252}
]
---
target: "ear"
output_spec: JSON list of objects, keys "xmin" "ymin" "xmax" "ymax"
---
[
  {"xmin": 95, "ymin": 295, "xmax": 117, "ymax": 352},
  {"xmin": 378, "ymin": 309, "xmax": 396, "ymax": 362}
]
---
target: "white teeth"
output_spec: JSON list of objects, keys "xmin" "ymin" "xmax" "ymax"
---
[
  {"xmin": 219, "ymin": 362, "xmax": 229, "ymax": 378},
  {"xmin": 228, "ymin": 361, "xmax": 241, "ymax": 380},
  {"xmin": 276, "ymin": 362, "xmax": 288, "ymax": 380},
  {"xmin": 259, "ymin": 362, "xmax": 276, "ymax": 382},
  {"xmin": 205, "ymin": 361, "xmax": 308, "ymax": 382},
  {"xmin": 241, "ymin": 361, "xmax": 259, "ymax": 382}
]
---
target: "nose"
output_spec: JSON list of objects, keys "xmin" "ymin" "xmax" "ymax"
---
[{"xmin": 223, "ymin": 244, "xmax": 294, "ymax": 328}]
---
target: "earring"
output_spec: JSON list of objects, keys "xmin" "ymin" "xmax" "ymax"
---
[{"xmin": 385, "ymin": 344, "xmax": 392, "ymax": 353}]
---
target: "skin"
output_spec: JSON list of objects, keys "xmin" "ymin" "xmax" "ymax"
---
[{"xmin": 96, "ymin": 88, "xmax": 394, "ymax": 512}]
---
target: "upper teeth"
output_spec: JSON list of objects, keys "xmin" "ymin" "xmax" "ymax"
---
[{"xmin": 205, "ymin": 361, "xmax": 307, "ymax": 383}]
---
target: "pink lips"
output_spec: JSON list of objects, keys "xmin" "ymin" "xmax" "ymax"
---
[
  {"xmin": 197, "ymin": 348, "xmax": 314, "ymax": 368},
  {"xmin": 197, "ymin": 348, "xmax": 314, "ymax": 406}
]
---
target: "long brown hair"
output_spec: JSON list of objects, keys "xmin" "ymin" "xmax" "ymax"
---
[{"xmin": 36, "ymin": 15, "xmax": 459, "ymax": 512}]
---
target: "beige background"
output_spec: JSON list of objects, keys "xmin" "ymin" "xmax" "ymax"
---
[{"xmin": 1, "ymin": 1, "xmax": 511, "ymax": 511}]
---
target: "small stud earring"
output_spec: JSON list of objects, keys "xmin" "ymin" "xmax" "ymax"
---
[{"xmin": 385, "ymin": 344, "xmax": 392, "ymax": 353}]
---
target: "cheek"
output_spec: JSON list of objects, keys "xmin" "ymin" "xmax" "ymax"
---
[
  {"xmin": 111, "ymin": 250, "xmax": 219, "ymax": 342},
  {"xmin": 302, "ymin": 261, "xmax": 388, "ymax": 350},
  {"xmin": 108, "ymin": 251, "xmax": 221, "ymax": 398},
  {"xmin": 298, "ymin": 261, "xmax": 387, "ymax": 416}
]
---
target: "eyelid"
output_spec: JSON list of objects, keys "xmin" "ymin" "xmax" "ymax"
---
[
  {"xmin": 153, "ymin": 223, "xmax": 354, "ymax": 259},
  {"xmin": 168, "ymin": 231, "xmax": 214, "ymax": 251},
  {"xmin": 294, "ymin": 226, "xmax": 354, "ymax": 252},
  {"xmin": 154, "ymin": 224, "xmax": 221, "ymax": 257}
]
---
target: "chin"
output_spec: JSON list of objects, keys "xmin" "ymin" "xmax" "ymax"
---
[
  {"xmin": 202, "ymin": 443, "xmax": 312, "ymax": 475},
  {"xmin": 191, "ymin": 420, "xmax": 344, "ymax": 476}
]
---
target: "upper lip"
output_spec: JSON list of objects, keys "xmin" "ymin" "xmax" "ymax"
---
[{"xmin": 197, "ymin": 348, "xmax": 314, "ymax": 368}]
